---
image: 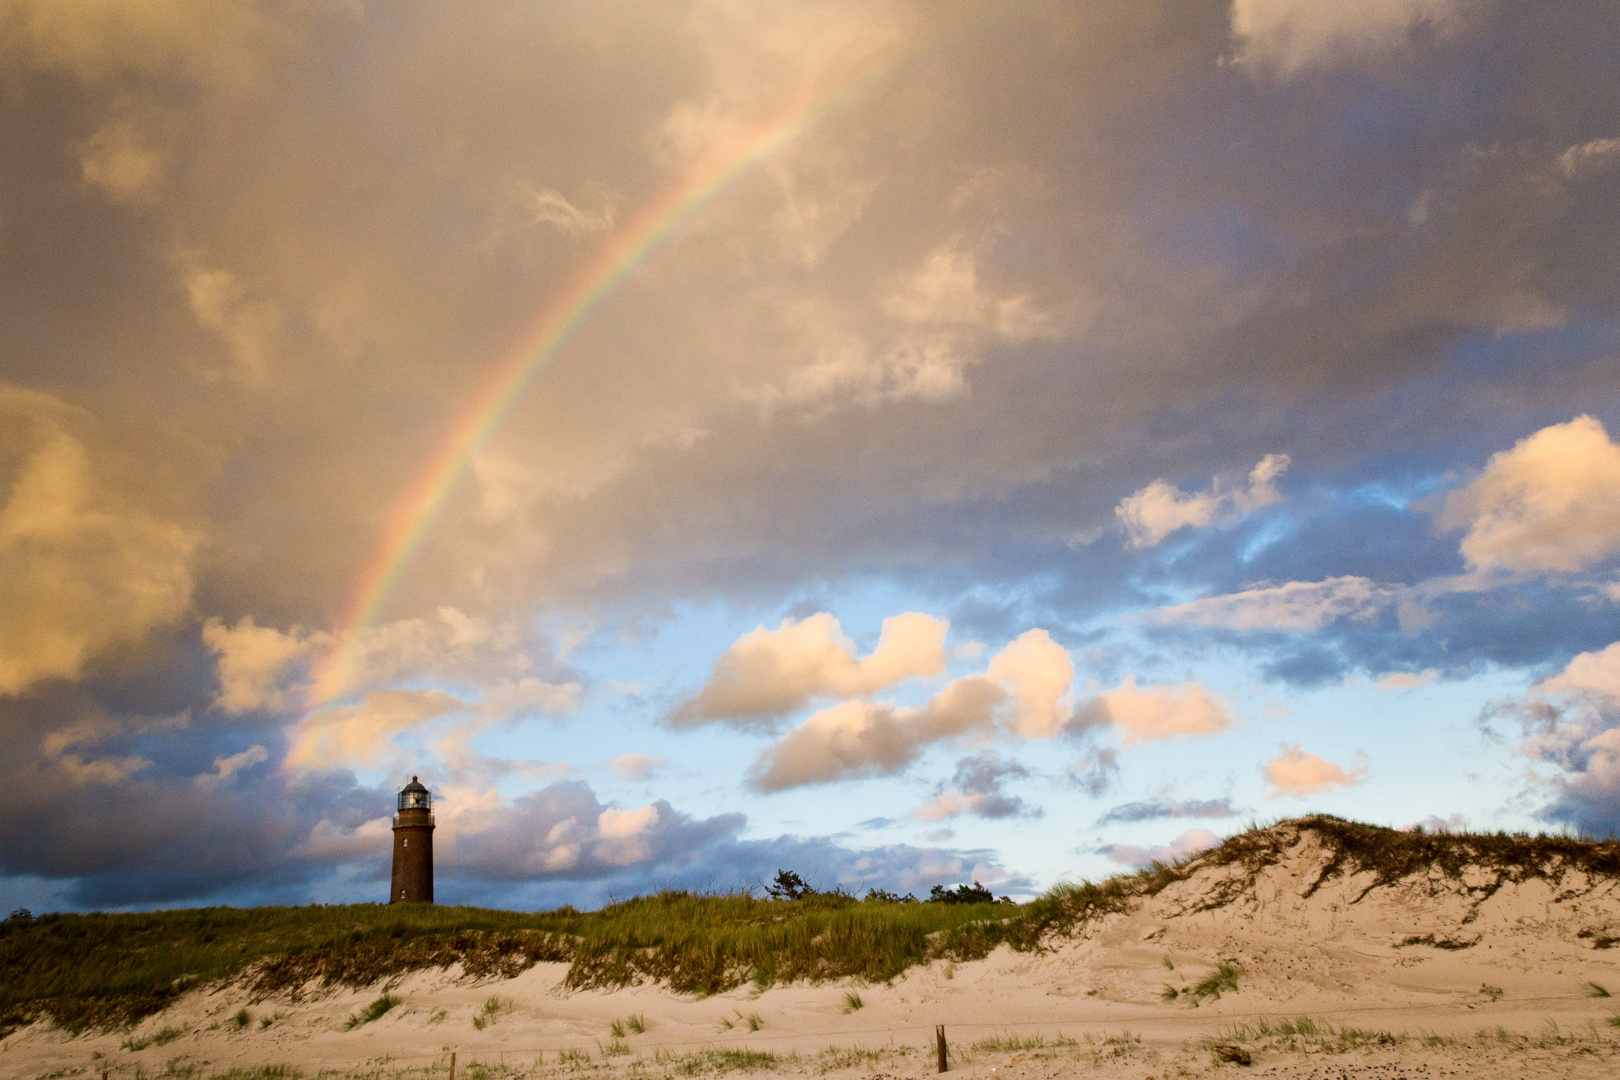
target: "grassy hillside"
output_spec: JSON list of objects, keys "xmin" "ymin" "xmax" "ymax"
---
[
  {"xmin": 4, "ymin": 815, "xmax": 1615, "ymax": 1039},
  {"xmin": 0, "ymin": 880, "xmax": 1129, "ymax": 1037}
]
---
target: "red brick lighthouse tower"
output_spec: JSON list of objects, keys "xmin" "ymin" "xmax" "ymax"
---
[{"xmin": 390, "ymin": 776, "xmax": 434, "ymax": 904}]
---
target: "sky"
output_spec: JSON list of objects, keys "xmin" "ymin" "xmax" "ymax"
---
[{"xmin": 3, "ymin": 0, "xmax": 1620, "ymax": 914}]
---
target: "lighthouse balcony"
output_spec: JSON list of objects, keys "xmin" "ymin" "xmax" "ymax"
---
[{"xmin": 392, "ymin": 812, "xmax": 435, "ymax": 828}]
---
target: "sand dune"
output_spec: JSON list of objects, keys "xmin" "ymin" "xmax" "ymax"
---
[{"xmin": 6, "ymin": 820, "xmax": 1619, "ymax": 1078}]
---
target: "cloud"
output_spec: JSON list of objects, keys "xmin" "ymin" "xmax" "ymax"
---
[
  {"xmin": 1441, "ymin": 416, "xmax": 1620, "ymax": 574},
  {"xmin": 910, "ymin": 751, "xmax": 1033, "ymax": 822},
  {"xmin": 669, "ymin": 612, "xmax": 950, "ymax": 730},
  {"xmin": 0, "ymin": 386, "xmax": 199, "ymax": 697},
  {"xmin": 1065, "ymin": 747, "xmax": 1120, "ymax": 797},
  {"xmin": 195, "ymin": 744, "xmax": 268, "ymax": 788},
  {"xmin": 285, "ymin": 689, "xmax": 465, "ymax": 772},
  {"xmin": 292, "ymin": 816, "xmax": 392, "ymax": 861},
  {"xmin": 1077, "ymin": 676, "xmax": 1234, "ymax": 745},
  {"xmin": 606, "ymin": 753, "xmax": 667, "ymax": 781},
  {"xmin": 181, "ymin": 260, "xmax": 284, "ymax": 389},
  {"xmin": 1539, "ymin": 641, "xmax": 1620, "ymax": 702},
  {"xmin": 475, "ymin": 677, "xmax": 580, "ymax": 721},
  {"xmin": 1400, "ymin": 813, "xmax": 1466, "ymax": 834},
  {"xmin": 1375, "ymin": 668, "xmax": 1440, "ymax": 690},
  {"xmin": 1231, "ymin": 0, "xmax": 1458, "ymax": 75},
  {"xmin": 202, "ymin": 617, "xmax": 314, "ymax": 714},
  {"xmin": 1098, "ymin": 827, "xmax": 1222, "ymax": 869},
  {"xmin": 1508, "ymin": 642, "xmax": 1620, "ymax": 834},
  {"xmin": 1095, "ymin": 797, "xmax": 1242, "ymax": 826},
  {"xmin": 78, "ymin": 117, "xmax": 167, "ymax": 205},
  {"xmin": 745, "ymin": 629, "xmax": 1071, "ymax": 791},
  {"xmin": 1262, "ymin": 742, "xmax": 1368, "ymax": 797},
  {"xmin": 1116, "ymin": 454, "xmax": 1290, "ymax": 549},
  {"xmin": 529, "ymin": 187, "xmax": 615, "ymax": 237},
  {"xmin": 1152, "ymin": 576, "xmax": 1395, "ymax": 633},
  {"xmin": 1557, "ymin": 136, "xmax": 1620, "ymax": 181}
]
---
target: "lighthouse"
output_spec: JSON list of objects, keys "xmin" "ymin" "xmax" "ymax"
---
[{"xmin": 390, "ymin": 776, "xmax": 435, "ymax": 904}]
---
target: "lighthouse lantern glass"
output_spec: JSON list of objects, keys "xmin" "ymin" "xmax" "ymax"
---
[{"xmin": 398, "ymin": 777, "xmax": 431, "ymax": 812}]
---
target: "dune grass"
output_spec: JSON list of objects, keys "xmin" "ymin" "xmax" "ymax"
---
[
  {"xmin": 344, "ymin": 992, "xmax": 401, "ymax": 1030},
  {"xmin": 6, "ymin": 814, "xmax": 1617, "ymax": 1039},
  {"xmin": 1190, "ymin": 961, "xmax": 1243, "ymax": 1001}
]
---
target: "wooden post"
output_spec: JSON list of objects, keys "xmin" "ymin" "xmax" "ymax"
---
[
  {"xmin": 936, "ymin": 1025, "xmax": 948, "ymax": 1073},
  {"xmin": 448, "ymin": 1052, "xmax": 456, "ymax": 1080}
]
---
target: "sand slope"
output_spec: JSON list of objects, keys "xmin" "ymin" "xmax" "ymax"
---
[{"xmin": 5, "ymin": 820, "xmax": 1619, "ymax": 1079}]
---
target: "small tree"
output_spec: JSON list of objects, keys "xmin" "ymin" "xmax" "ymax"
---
[
  {"xmin": 766, "ymin": 870, "xmax": 813, "ymax": 900},
  {"xmin": 927, "ymin": 881, "xmax": 995, "ymax": 905}
]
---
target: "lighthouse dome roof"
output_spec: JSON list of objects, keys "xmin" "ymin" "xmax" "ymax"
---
[{"xmin": 401, "ymin": 775, "xmax": 430, "ymax": 794}]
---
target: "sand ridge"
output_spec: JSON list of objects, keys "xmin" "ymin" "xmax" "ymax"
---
[{"xmin": 5, "ymin": 821, "xmax": 1619, "ymax": 1078}]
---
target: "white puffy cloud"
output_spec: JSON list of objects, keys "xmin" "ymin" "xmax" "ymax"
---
[
  {"xmin": 0, "ymin": 386, "xmax": 199, "ymax": 697},
  {"xmin": 1099, "ymin": 827, "xmax": 1222, "ymax": 869},
  {"xmin": 1152, "ymin": 576, "xmax": 1394, "ymax": 632},
  {"xmin": 670, "ymin": 611, "xmax": 950, "ymax": 729},
  {"xmin": 986, "ymin": 628, "xmax": 1075, "ymax": 737},
  {"xmin": 293, "ymin": 816, "xmax": 393, "ymax": 861},
  {"xmin": 1262, "ymin": 742, "xmax": 1367, "ymax": 797},
  {"xmin": 1231, "ymin": 0, "xmax": 1458, "ymax": 75},
  {"xmin": 1116, "ymin": 453, "xmax": 1290, "ymax": 549},
  {"xmin": 1539, "ymin": 641, "xmax": 1620, "ymax": 702},
  {"xmin": 1441, "ymin": 416, "xmax": 1620, "ymax": 574},
  {"xmin": 1079, "ymin": 675, "xmax": 1234, "ymax": 744},
  {"xmin": 747, "ymin": 628, "xmax": 1071, "ymax": 791},
  {"xmin": 285, "ymin": 689, "xmax": 464, "ymax": 772},
  {"xmin": 202, "ymin": 617, "xmax": 314, "ymax": 714},
  {"xmin": 595, "ymin": 804, "xmax": 660, "ymax": 866}
]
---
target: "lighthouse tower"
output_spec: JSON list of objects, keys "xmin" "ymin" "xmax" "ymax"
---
[{"xmin": 390, "ymin": 776, "xmax": 435, "ymax": 904}]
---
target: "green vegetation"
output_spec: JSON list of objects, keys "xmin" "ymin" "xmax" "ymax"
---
[
  {"xmin": 1190, "ymin": 961, "xmax": 1242, "ymax": 1001},
  {"xmin": 970, "ymin": 1032, "xmax": 1077, "ymax": 1053},
  {"xmin": 343, "ymin": 992, "xmax": 400, "ymax": 1030},
  {"xmin": 121, "ymin": 1025, "xmax": 187, "ymax": 1051},
  {"xmin": 670, "ymin": 1048, "xmax": 777, "ymax": 1074},
  {"xmin": 5, "ymin": 814, "xmax": 1617, "ymax": 1039},
  {"xmin": 1584, "ymin": 980, "xmax": 1610, "ymax": 997},
  {"xmin": 841, "ymin": 989, "xmax": 863, "ymax": 1013},
  {"xmin": 471, "ymin": 995, "xmax": 508, "ymax": 1030}
]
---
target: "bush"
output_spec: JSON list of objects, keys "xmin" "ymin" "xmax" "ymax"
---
[
  {"xmin": 766, "ymin": 871, "xmax": 813, "ymax": 901},
  {"xmin": 929, "ymin": 882, "xmax": 995, "ymax": 905}
]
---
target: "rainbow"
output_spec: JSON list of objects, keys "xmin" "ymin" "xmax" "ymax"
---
[{"xmin": 305, "ymin": 35, "xmax": 912, "ymax": 708}]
